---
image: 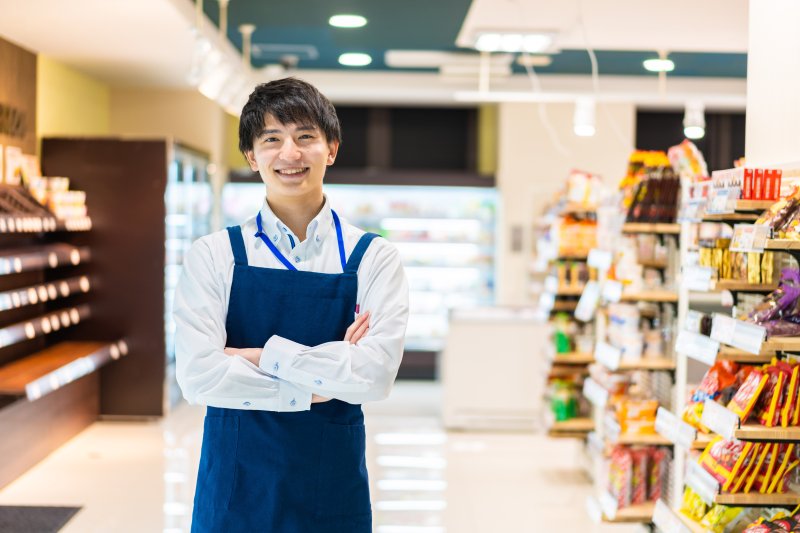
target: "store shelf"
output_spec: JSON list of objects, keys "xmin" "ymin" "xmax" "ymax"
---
[
  {"xmin": 622, "ymin": 223, "xmax": 681, "ymax": 235},
  {"xmin": 715, "ymin": 492, "xmax": 800, "ymax": 506},
  {"xmin": 733, "ymin": 424, "xmax": 800, "ymax": 441},
  {"xmin": 639, "ymin": 259, "xmax": 669, "ymax": 269},
  {"xmin": 0, "ymin": 244, "xmax": 90, "ymax": 276},
  {"xmin": 608, "ymin": 501, "xmax": 656, "ymax": 523},
  {"xmin": 551, "ymin": 300, "xmax": 578, "ymax": 312},
  {"xmin": 712, "ymin": 280, "xmax": 778, "ymax": 292},
  {"xmin": 613, "ymin": 433, "xmax": 673, "ymax": 446},
  {"xmin": 718, "ymin": 337, "xmax": 800, "ymax": 359},
  {"xmin": 0, "ymin": 276, "xmax": 91, "ymax": 313},
  {"xmin": 551, "ymin": 352, "xmax": 594, "ymax": 365},
  {"xmin": 702, "ymin": 213, "xmax": 760, "ymax": 222},
  {"xmin": 735, "ymin": 200, "xmax": 775, "ymax": 211},
  {"xmin": 0, "ymin": 305, "xmax": 90, "ymax": 351},
  {"xmin": 548, "ymin": 417, "xmax": 593, "ymax": 439},
  {"xmin": 620, "ymin": 290, "xmax": 679, "ymax": 303},
  {"xmin": 616, "ymin": 357, "xmax": 676, "ymax": 371},
  {"xmin": 766, "ymin": 239, "xmax": 800, "ymax": 250},
  {"xmin": 653, "ymin": 500, "xmax": 707, "ymax": 533},
  {"xmin": 557, "ymin": 252, "xmax": 589, "ymax": 260},
  {"xmin": 548, "ymin": 365, "xmax": 589, "ymax": 378},
  {"xmin": 562, "ymin": 203, "xmax": 597, "ymax": 215},
  {"xmin": 0, "ymin": 340, "xmax": 128, "ymax": 400},
  {"xmin": 556, "ymin": 285, "xmax": 585, "ymax": 296},
  {"xmin": 0, "ymin": 216, "xmax": 91, "ymax": 233},
  {"xmin": 693, "ymin": 432, "xmax": 714, "ymax": 450}
]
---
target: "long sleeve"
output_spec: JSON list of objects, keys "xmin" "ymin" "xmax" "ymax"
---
[
  {"xmin": 259, "ymin": 239, "xmax": 409, "ymax": 404},
  {"xmin": 174, "ymin": 236, "xmax": 312, "ymax": 412}
]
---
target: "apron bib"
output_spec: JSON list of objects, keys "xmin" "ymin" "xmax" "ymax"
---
[{"xmin": 191, "ymin": 212, "xmax": 377, "ymax": 533}]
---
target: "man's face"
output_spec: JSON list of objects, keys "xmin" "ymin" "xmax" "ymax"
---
[{"xmin": 245, "ymin": 114, "xmax": 338, "ymax": 201}]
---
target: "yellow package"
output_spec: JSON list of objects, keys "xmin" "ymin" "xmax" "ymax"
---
[
  {"xmin": 767, "ymin": 444, "xmax": 795, "ymax": 493},
  {"xmin": 722, "ymin": 441, "xmax": 754, "ymax": 492},
  {"xmin": 731, "ymin": 442, "xmax": 762, "ymax": 493},
  {"xmin": 748, "ymin": 252, "xmax": 761, "ymax": 284},
  {"xmin": 762, "ymin": 252, "xmax": 774, "ymax": 284},
  {"xmin": 680, "ymin": 486, "xmax": 708, "ymax": 522},
  {"xmin": 759, "ymin": 443, "xmax": 780, "ymax": 494},
  {"xmin": 744, "ymin": 443, "xmax": 771, "ymax": 493},
  {"xmin": 782, "ymin": 366, "xmax": 800, "ymax": 427},
  {"xmin": 700, "ymin": 504, "xmax": 744, "ymax": 533}
]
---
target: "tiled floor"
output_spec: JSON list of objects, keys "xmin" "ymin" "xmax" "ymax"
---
[{"xmin": 0, "ymin": 382, "xmax": 643, "ymax": 532}]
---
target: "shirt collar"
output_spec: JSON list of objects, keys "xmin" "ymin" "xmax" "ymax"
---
[{"xmin": 258, "ymin": 195, "xmax": 334, "ymax": 247}]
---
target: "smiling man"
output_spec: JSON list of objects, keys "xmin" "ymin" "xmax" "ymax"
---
[{"xmin": 174, "ymin": 77, "xmax": 409, "ymax": 533}]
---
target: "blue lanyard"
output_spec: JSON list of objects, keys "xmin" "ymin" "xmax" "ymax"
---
[{"xmin": 255, "ymin": 210, "xmax": 347, "ymax": 272}]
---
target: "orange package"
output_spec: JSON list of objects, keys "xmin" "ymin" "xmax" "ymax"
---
[{"xmin": 728, "ymin": 369, "xmax": 768, "ymax": 423}]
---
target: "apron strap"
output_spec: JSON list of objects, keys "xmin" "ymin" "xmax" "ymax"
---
[
  {"xmin": 344, "ymin": 233, "xmax": 379, "ymax": 274},
  {"xmin": 331, "ymin": 210, "xmax": 347, "ymax": 272},
  {"xmin": 226, "ymin": 226, "xmax": 249, "ymax": 266},
  {"xmin": 255, "ymin": 212, "xmax": 298, "ymax": 271}
]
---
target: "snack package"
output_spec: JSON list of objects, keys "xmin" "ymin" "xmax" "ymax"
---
[
  {"xmin": 700, "ymin": 436, "xmax": 749, "ymax": 487},
  {"xmin": 649, "ymin": 448, "xmax": 669, "ymax": 501},
  {"xmin": 728, "ymin": 369, "xmax": 769, "ymax": 423},
  {"xmin": 757, "ymin": 365, "xmax": 788, "ymax": 427},
  {"xmin": 748, "ymin": 270, "xmax": 800, "ymax": 324},
  {"xmin": 782, "ymin": 365, "xmax": 800, "ymax": 427},
  {"xmin": 731, "ymin": 442, "xmax": 762, "ymax": 493},
  {"xmin": 701, "ymin": 505, "xmax": 744, "ymax": 533},
  {"xmin": 744, "ymin": 443, "xmax": 771, "ymax": 493},
  {"xmin": 680, "ymin": 486, "xmax": 709, "ymax": 522},
  {"xmin": 756, "ymin": 188, "xmax": 800, "ymax": 228},
  {"xmin": 630, "ymin": 449, "xmax": 648, "ymax": 505},
  {"xmin": 608, "ymin": 446, "xmax": 632, "ymax": 509},
  {"xmin": 683, "ymin": 362, "xmax": 739, "ymax": 431},
  {"xmin": 754, "ymin": 443, "xmax": 779, "ymax": 493},
  {"xmin": 766, "ymin": 444, "xmax": 795, "ymax": 493}
]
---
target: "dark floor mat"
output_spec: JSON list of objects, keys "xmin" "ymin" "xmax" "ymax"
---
[{"xmin": 0, "ymin": 506, "xmax": 81, "ymax": 533}]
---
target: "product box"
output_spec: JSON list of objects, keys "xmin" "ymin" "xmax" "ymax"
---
[
  {"xmin": 743, "ymin": 168, "xmax": 754, "ymax": 200},
  {"xmin": 754, "ymin": 168, "xmax": 765, "ymax": 200}
]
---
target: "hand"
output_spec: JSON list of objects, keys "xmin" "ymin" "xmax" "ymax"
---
[
  {"xmin": 312, "ymin": 394, "xmax": 331, "ymax": 403},
  {"xmin": 344, "ymin": 311, "xmax": 370, "ymax": 345},
  {"xmin": 223, "ymin": 347, "xmax": 261, "ymax": 366}
]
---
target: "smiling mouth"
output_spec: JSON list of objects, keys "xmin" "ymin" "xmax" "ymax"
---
[{"xmin": 275, "ymin": 167, "xmax": 309, "ymax": 177}]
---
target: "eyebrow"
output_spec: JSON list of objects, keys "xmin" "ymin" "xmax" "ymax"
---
[{"xmin": 257, "ymin": 125, "xmax": 317, "ymax": 137}]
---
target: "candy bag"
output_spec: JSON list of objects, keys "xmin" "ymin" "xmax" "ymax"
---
[
  {"xmin": 680, "ymin": 486, "xmax": 708, "ymax": 522},
  {"xmin": 749, "ymin": 269, "xmax": 800, "ymax": 324},
  {"xmin": 701, "ymin": 505, "xmax": 744, "ymax": 533},
  {"xmin": 700, "ymin": 436, "xmax": 748, "ymax": 487},
  {"xmin": 782, "ymin": 365, "xmax": 800, "ymax": 427},
  {"xmin": 728, "ymin": 369, "xmax": 769, "ymax": 423}
]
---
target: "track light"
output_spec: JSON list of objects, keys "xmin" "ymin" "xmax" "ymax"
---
[{"xmin": 683, "ymin": 101, "xmax": 705, "ymax": 140}]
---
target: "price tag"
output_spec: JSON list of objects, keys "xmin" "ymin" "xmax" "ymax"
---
[
  {"xmin": 707, "ymin": 187, "xmax": 741, "ymax": 215},
  {"xmin": 583, "ymin": 378, "xmax": 608, "ymax": 408},
  {"xmin": 604, "ymin": 414, "xmax": 622, "ymax": 443},
  {"xmin": 730, "ymin": 224, "xmax": 771, "ymax": 252},
  {"xmin": 538, "ymin": 292, "xmax": 555, "ymax": 314},
  {"xmin": 585, "ymin": 496, "xmax": 603, "ymax": 524},
  {"xmin": 701, "ymin": 399, "xmax": 739, "ymax": 441},
  {"xmin": 653, "ymin": 499, "xmax": 692, "ymax": 533},
  {"xmin": 711, "ymin": 314, "xmax": 766, "ymax": 355},
  {"xmin": 685, "ymin": 311, "xmax": 704, "ymax": 333},
  {"xmin": 588, "ymin": 248, "xmax": 613, "ymax": 272},
  {"xmin": 679, "ymin": 198, "xmax": 706, "ymax": 223},
  {"xmin": 602, "ymin": 280, "xmax": 623, "ymax": 303},
  {"xmin": 599, "ymin": 492, "xmax": 618, "ymax": 521},
  {"xmin": 675, "ymin": 330, "xmax": 720, "ymax": 366},
  {"xmin": 575, "ymin": 280, "xmax": 600, "ymax": 322},
  {"xmin": 537, "ymin": 239, "xmax": 557, "ymax": 262},
  {"xmin": 655, "ymin": 407, "xmax": 698, "ymax": 449},
  {"xmin": 544, "ymin": 276, "xmax": 559, "ymax": 294},
  {"xmin": 595, "ymin": 340, "xmax": 622, "ymax": 371},
  {"xmin": 685, "ymin": 461, "xmax": 720, "ymax": 506},
  {"xmin": 683, "ymin": 265, "xmax": 715, "ymax": 292}
]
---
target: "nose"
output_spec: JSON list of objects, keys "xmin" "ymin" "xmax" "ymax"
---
[{"xmin": 279, "ymin": 138, "xmax": 301, "ymax": 161}]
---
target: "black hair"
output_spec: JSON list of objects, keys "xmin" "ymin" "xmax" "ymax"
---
[{"xmin": 238, "ymin": 77, "xmax": 341, "ymax": 154}]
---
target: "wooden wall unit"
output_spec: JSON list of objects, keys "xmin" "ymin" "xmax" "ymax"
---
[{"xmin": 0, "ymin": 36, "xmax": 36, "ymax": 155}]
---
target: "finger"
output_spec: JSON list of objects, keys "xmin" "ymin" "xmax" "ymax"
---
[
  {"xmin": 344, "ymin": 312, "xmax": 369, "ymax": 341},
  {"xmin": 350, "ymin": 319, "xmax": 369, "ymax": 344},
  {"xmin": 224, "ymin": 348, "xmax": 236, "ymax": 356}
]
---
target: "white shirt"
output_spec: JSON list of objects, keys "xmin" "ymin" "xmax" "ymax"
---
[{"xmin": 174, "ymin": 196, "xmax": 409, "ymax": 412}]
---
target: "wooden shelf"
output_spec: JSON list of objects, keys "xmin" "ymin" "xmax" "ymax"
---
[
  {"xmin": 639, "ymin": 259, "xmax": 669, "ymax": 269},
  {"xmin": 0, "ymin": 305, "xmax": 90, "ymax": 352},
  {"xmin": 733, "ymin": 424, "xmax": 800, "ymax": 441},
  {"xmin": 675, "ymin": 510, "xmax": 708, "ymax": 533},
  {"xmin": 718, "ymin": 337, "xmax": 800, "ymax": 360},
  {"xmin": 616, "ymin": 357, "xmax": 676, "ymax": 371},
  {"xmin": 556, "ymin": 285, "xmax": 585, "ymax": 296},
  {"xmin": 693, "ymin": 432, "xmax": 715, "ymax": 450},
  {"xmin": 607, "ymin": 501, "xmax": 656, "ymax": 523},
  {"xmin": 0, "ymin": 340, "xmax": 128, "ymax": 400},
  {"xmin": 736, "ymin": 200, "xmax": 775, "ymax": 211},
  {"xmin": 548, "ymin": 365, "xmax": 589, "ymax": 378},
  {"xmin": 551, "ymin": 300, "xmax": 578, "ymax": 312},
  {"xmin": 622, "ymin": 223, "xmax": 681, "ymax": 235},
  {"xmin": 713, "ymin": 280, "xmax": 778, "ymax": 292},
  {"xmin": 0, "ymin": 276, "xmax": 91, "ymax": 313},
  {"xmin": 715, "ymin": 491, "xmax": 800, "ymax": 506},
  {"xmin": 551, "ymin": 352, "xmax": 594, "ymax": 365},
  {"xmin": 548, "ymin": 417, "xmax": 593, "ymax": 439},
  {"xmin": 0, "ymin": 244, "xmax": 90, "ymax": 276},
  {"xmin": 766, "ymin": 239, "xmax": 800, "ymax": 251},
  {"xmin": 562, "ymin": 203, "xmax": 597, "ymax": 215},
  {"xmin": 620, "ymin": 290, "xmax": 679, "ymax": 303},
  {"xmin": 0, "ymin": 216, "xmax": 92, "ymax": 233},
  {"xmin": 557, "ymin": 252, "xmax": 589, "ymax": 260},
  {"xmin": 702, "ymin": 213, "xmax": 760, "ymax": 222},
  {"xmin": 613, "ymin": 433, "xmax": 672, "ymax": 446}
]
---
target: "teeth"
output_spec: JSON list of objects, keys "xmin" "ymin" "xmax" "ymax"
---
[{"xmin": 278, "ymin": 168, "xmax": 306, "ymax": 175}]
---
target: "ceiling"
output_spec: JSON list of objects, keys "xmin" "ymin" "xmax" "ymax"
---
[{"xmin": 0, "ymin": 0, "xmax": 751, "ymax": 106}]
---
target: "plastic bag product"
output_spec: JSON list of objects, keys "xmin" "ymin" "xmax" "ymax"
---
[
  {"xmin": 683, "ymin": 362, "xmax": 739, "ymax": 431},
  {"xmin": 731, "ymin": 443, "xmax": 763, "ymax": 493},
  {"xmin": 608, "ymin": 446, "xmax": 632, "ymax": 509},
  {"xmin": 680, "ymin": 486, "xmax": 708, "ymax": 522},
  {"xmin": 700, "ymin": 436, "xmax": 748, "ymax": 487},
  {"xmin": 782, "ymin": 365, "xmax": 800, "ymax": 427},
  {"xmin": 649, "ymin": 448, "xmax": 669, "ymax": 501},
  {"xmin": 728, "ymin": 369, "xmax": 769, "ymax": 423},
  {"xmin": 757, "ymin": 366, "xmax": 788, "ymax": 427},
  {"xmin": 763, "ymin": 320, "xmax": 800, "ymax": 337},
  {"xmin": 630, "ymin": 449, "xmax": 648, "ymax": 505},
  {"xmin": 756, "ymin": 189, "xmax": 800, "ymax": 229},
  {"xmin": 767, "ymin": 444, "xmax": 796, "ymax": 493},
  {"xmin": 749, "ymin": 270, "xmax": 800, "ymax": 324},
  {"xmin": 754, "ymin": 443, "xmax": 779, "ymax": 494},
  {"xmin": 744, "ymin": 443, "xmax": 771, "ymax": 493},
  {"xmin": 700, "ymin": 505, "xmax": 745, "ymax": 533}
]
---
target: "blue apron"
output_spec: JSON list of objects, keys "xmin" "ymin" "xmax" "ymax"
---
[{"xmin": 191, "ymin": 211, "xmax": 378, "ymax": 533}]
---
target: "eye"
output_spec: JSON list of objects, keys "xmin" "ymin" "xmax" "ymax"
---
[
  {"xmin": 299, "ymin": 134, "xmax": 314, "ymax": 140},
  {"xmin": 263, "ymin": 136, "xmax": 279, "ymax": 143}
]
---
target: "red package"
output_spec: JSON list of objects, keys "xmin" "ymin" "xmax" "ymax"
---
[
  {"xmin": 728, "ymin": 368, "xmax": 768, "ymax": 422},
  {"xmin": 608, "ymin": 446, "xmax": 632, "ymax": 509},
  {"xmin": 775, "ymin": 169, "xmax": 784, "ymax": 200},
  {"xmin": 755, "ymin": 168, "xmax": 765, "ymax": 200},
  {"xmin": 781, "ymin": 365, "xmax": 800, "ymax": 427},
  {"xmin": 649, "ymin": 448, "xmax": 669, "ymax": 501},
  {"xmin": 631, "ymin": 449, "xmax": 648, "ymax": 505},
  {"xmin": 744, "ymin": 168, "xmax": 754, "ymax": 200},
  {"xmin": 758, "ymin": 365, "xmax": 789, "ymax": 427}
]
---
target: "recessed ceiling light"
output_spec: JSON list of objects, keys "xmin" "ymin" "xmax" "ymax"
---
[
  {"xmin": 339, "ymin": 53, "xmax": 372, "ymax": 67},
  {"xmin": 329, "ymin": 14, "xmax": 367, "ymax": 28},
  {"xmin": 643, "ymin": 58, "xmax": 675, "ymax": 72}
]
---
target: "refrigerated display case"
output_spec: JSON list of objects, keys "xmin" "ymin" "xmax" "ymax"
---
[
  {"xmin": 221, "ymin": 183, "xmax": 497, "ymax": 371},
  {"xmin": 164, "ymin": 144, "xmax": 213, "ymax": 408}
]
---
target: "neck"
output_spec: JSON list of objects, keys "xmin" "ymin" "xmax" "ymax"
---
[{"xmin": 266, "ymin": 193, "xmax": 324, "ymax": 241}]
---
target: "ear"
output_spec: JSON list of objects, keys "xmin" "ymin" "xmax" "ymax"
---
[
  {"xmin": 245, "ymin": 150, "xmax": 259, "ymax": 172},
  {"xmin": 326, "ymin": 141, "xmax": 340, "ymax": 166}
]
